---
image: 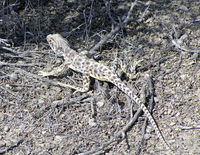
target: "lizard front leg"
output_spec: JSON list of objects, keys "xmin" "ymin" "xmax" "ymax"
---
[
  {"xmin": 53, "ymin": 73, "xmax": 90, "ymax": 93},
  {"xmin": 39, "ymin": 64, "xmax": 90, "ymax": 93},
  {"xmin": 54, "ymin": 73, "xmax": 90, "ymax": 93},
  {"xmin": 38, "ymin": 61, "xmax": 71, "ymax": 77},
  {"xmin": 52, "ymin": 73, "xmax": 90, "ymax": 93}
]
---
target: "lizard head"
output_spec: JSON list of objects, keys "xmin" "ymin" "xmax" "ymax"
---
[{"xmin": 46, "ymin": 34, "xmax": 70, "ymax": 57}]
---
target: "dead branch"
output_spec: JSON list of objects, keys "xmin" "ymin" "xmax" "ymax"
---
[
  {"xmin": 15, "ymin": 68, "xmax": 76, "ymax": 89},
  {"xmin": 171, "ymin": 39, "xmax": 200, "ymax": 54},
  {"xmin": 78, "ymin": 107, "xmax": 143, "ymax": 155},
  {"xmin": 0, "ymin": 95, "xmax": 15, "ymax": 105},
  {"xmin": 136, "ymin": 74, "xmax": 154, "ymax": 154},
  {"xmin": 0, "ymin": 137, "xmax": 24, "ymax": 154},
  {"xmin": 178, "ymin": 125, "xmax": 200, "ymax": 130},
  {"xmin": 0, "ymin": 62, "xmax": 43, "ymax": 67},
  {"xmin": 52, "ymin": 93, "xmax": 91, "ymax": 106},
  {"xmin": 87, "ymin": 1, "xmax": 148, "ymax": 58}
]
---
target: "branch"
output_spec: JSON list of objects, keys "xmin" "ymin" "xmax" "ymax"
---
[
  {"xmin": 0, "ymin": 138, "xmax": 24, "ymax": 154},
  {"xmin": 87, "ymin": 1, "xmax": 140, "ymax": 58},
  {"xmin": 78, "ymin": 107, "xmax": 143, "ymax": 155}
]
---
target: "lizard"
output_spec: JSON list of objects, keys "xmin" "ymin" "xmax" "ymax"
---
[{"xmin": 38, "ymin": 34, "xmax": 173, "ymax": 154}]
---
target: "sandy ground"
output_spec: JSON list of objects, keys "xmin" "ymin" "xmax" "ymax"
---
[{"xmin": 0, "ymin": 0, "xmax": 200, "ymax": 154}]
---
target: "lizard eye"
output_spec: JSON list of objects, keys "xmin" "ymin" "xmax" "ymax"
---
[{"xmin": 57, "ymin": 47, "xmax": 63, "ymax": 52}]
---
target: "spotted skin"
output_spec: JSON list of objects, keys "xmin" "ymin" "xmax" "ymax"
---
[{"xmin": 38, "ymin": 34, "xmax": 173, "ymax": 153}]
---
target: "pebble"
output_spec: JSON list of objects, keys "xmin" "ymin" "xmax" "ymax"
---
[{"xmin": 88, "ymin": 118, "xmax": 97, "ymax": 127}]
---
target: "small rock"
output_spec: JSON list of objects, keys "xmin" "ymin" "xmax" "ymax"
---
[
  {"xmin": 4, "ymin": 126, "xmax": 10, "ymax": 132},
  {"xmin": 154, "ymin": 97, "xmax": 159, "ymax": 103},
  {"xmin": 144, "ymin": 134, "xmax": 151, "ymax": 140},
  {"xmin": 96, "ymin": 100, "xmax": 104, "ymax": 107},
  {"xmin": 54, "ymin": 87, "xmax": 61, "ymax": 92},
  {"xmin": 55, "ymin": 135, "xmax": 62, "ymax": 142},
  {"xmin": 10, "ymin": 72, "xmax": 18, "ymax": 81},
  {"xmin": 38, "ymin": 99, "xmax": 45, "ymax": 104},
  {"xmin": 170, "ymin": 121, "xmax": 176, "ymax": 126},
  {"xmin": 88, "ymin": 118, "xmax": 97, "ymax": 127},
  {"xmin": 180, "ymin": 6, "xmax": 188, "ymax": 11}
]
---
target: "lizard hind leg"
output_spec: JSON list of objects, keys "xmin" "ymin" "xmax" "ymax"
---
[
  {"xmin": 55, "ymin": 73, "xmax": 90, "ymax": 94},
  {"xmin": 73, "ymin": 73, "xmax": 90, "ymax": 94}
]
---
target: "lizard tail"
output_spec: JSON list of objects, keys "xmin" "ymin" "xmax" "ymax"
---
[{"xmin": 111, "ymin": 77, "xmax": 173, "ymax": 153}]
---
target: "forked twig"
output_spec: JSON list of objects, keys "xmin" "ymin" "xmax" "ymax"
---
[{"xmin": 87, "ymin": 1, "xmax": 148, "ymax": 57}]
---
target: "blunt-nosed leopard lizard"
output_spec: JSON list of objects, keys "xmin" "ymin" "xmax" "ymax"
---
[{"xmin": 38, "ymin": 34, "xmax": 173, "ymax": 153}]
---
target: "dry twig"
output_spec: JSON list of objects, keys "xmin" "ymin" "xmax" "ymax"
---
[
  {"xmin": 78, "ymin": 107, "xmax": 143, "ymax": 155},
  {"xmin": 136, "ymin": 74, "xmax": 154, "ymax": 154},
  {"xmin": 0, "ymin": 138, "xmax": 24, "ymax": 154},
  {"xmin": 87, "ymin": 1, "xmax": 149, "ymax": 57}
]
